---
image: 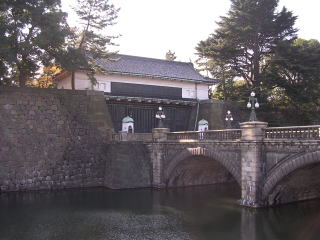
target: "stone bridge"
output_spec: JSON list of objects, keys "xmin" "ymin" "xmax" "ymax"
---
[{"xmin": 115, "ymin": 122, "xmax": 320, "ymax": 207}]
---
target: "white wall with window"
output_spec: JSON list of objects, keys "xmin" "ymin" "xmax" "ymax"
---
[{"xmin": 58, "ymin": 71, "xmax": 210, "ymax": 100}]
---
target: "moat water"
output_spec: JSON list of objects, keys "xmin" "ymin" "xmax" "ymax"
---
[{"xmin": 1, "ymin": 184, "xmax": 320, "ymax": 240}]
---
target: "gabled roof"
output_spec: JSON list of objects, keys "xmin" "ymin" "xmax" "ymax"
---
[{"xmin": 94, "ymin": 54, "xmax": 215, "ymax": 84}]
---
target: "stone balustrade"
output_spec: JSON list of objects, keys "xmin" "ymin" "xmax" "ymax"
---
[
  {"xmin": 265, "ymin": 125, "xmax": 320, "ymax": 140},
  {"xmin": 167, "ymin": 129, "xmax": 242, "ymax": 141},
  {"xmin": 112, "ymin": 132, "xmax": 153, "ymax": 142},
  {"xmin": 111, "ymin": 125, "xmax": 319, "ymax": 142}
]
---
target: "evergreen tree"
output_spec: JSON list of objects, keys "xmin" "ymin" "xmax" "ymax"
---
[
  {"xmin": 69, "ymin": 0, "xmax": 119, "ymax": 89},
  {"xmin": 165, "ymin": 50, "xmax": 177, "ymax": 61},
  {"xmin": 196, "ymin": 0, "xmax": 297, "ymax": 95},
  {"xmin": 0, "ymin": 0, "xmax": 70, "ymax": 86},
  {"xmin": 196, "ymin": 57, "xmax": 237, "ymax": 101},
  {"xmin": 264, "ymin": 39, "xmax": 320, "ymax": 124}
]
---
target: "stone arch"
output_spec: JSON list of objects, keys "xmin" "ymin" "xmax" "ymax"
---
[
  {"xmin": 263, "ymin": 150, "xmax": 320, "ymax": 198},
  {"xmin": 164, "ymin": 147, "xmax": 241, "ymax": 186}
]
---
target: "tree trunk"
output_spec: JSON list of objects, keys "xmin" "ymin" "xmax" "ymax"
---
[
  {"xmin": 252, "ymin": 42, "xmax": 261, "ymax": 91},
  {"xmin": 71, "ymin": 71, "xmax": 75, "ymax": 90},
  {"xmin": 18, "ymin": 69, "xmax": 27, "ymax": 87}
]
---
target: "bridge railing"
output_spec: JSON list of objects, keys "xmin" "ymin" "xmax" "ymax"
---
[
  {"xmin": 167, "ymin": 129, "xmax": 242, "ymax": 141},
  {"xmin": 265, "ymin": 125, "xmax": 320, "ymax": 140},
  {"xmin": 111, "ymin": 125, "xmax": 320, "ymax": 142},
  {"xmin": 112, "ymin": 132, "xmax": 153, "ymax": 142}
]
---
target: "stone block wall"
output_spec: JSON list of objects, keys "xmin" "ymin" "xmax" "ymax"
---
[
  {"xmin": 0, "ymin": 87, "xmax": 113, "ymax": 191},
  {"xmin": 105, "ymin": 142, "xmax": 152, "ymax": 189},
  {"xmin": 198, "ymin": 99, "xmax": 245, "ymax": 130}
]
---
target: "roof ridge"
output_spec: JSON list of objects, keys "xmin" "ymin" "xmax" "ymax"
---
[
  {"xmin": 93, "ymin": 53, "xmax": 216, "ymax": 84},
  {"xmin": 114, "ymin": 53, "xmax": 192, "ymax": 65}
]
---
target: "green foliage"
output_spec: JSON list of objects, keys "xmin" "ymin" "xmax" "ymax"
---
[
  {"xmin": 196, "ymin": 0, "xmax": 297, "ymax": 93},
  {"xmin": 212, "ymin": 80, "xmax": 250, "ymax": 102},
  {"xmin": 195, "ymin": 0, "xmax": 320, "ymax": 125},
  {"xmin": 74, "ymin": 0, "xmax": 119, "ymax": 55},
  {"xmin": 197, "ymin": 57, "xmax": 237, "ymax": 101},
  {"xmin": 264, "ymin": 39, "xmax": 320, "ymax": 125},
  {"xmin": 0, "ymin": 0, "xmax": 71, "ymax": 86},
  {"xmin": 165, "ymin": 50, "xmax": 177, "ymax": 61},
  {"xmin": 62, "ymin": 0, "xmax": 119, "ymax": 88}
]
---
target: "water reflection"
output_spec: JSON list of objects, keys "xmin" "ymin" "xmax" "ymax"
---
[
  {"xmin": 240, "ymin": 200, "xmax": 320, "ymax": 240},
  {"xmin": 0, "ymin": 185, "xmax": 319, "ymax": 240}
]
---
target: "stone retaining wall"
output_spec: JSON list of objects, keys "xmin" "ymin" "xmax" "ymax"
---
[
  {"xmin": 0, "ymin": 87, "xmax": 113, "ymax": 191},
  {"xmin": 105, "ymin": 143, "xmax": 152, "ymax": 189},
  {"xmin": 198, "ymin": 99, "xmax": 244, "ymax": 130}
]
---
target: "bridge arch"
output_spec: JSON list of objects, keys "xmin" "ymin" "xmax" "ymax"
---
[
  {"xmin": 263, "ymin": 150, "xmax": 320, "ymax": 204},
  {"xmin": 164, "ymin": 147, "xmax": 241, "ymax": 187}
]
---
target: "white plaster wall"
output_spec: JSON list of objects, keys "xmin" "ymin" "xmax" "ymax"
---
[
  {"xmin": 74, "ymin": 72, "xmax": 93, "ymax": 90},
  {"xmin": 197, "ymin": 84, "xmax": 209, "ymax": 100},
  {"xmin": 57, "ymin": 75, "xmax": 72, "ymax": 89},
  {"xmin": 198, "ymin": 124, "xmax": 209, "ymax": 131},
  {"xmin": 122, "ymin": 122, "xmax": 134, "ymax": 132},
  {"xmin": 71, "ymin": 72, "xmax": 209, "ymax": 100}
]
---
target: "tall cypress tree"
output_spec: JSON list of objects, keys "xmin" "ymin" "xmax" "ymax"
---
[{"xmin": 196, "ymin": 0, "xmax": 297, "ymax": 93}]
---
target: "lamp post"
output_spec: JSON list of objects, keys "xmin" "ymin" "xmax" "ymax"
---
[
  {"xmin": 247, "ymin": 91, "xmax": 260, "ymax": 121},
  {"xmin": 225, "ymin": 110, "xmax": 233, "ymax": 129},
  {"xmin": 155, "ymin": 106, "xmax": 166, "ymax": 128}
]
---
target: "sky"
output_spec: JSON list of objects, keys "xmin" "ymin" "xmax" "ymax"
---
[{"xmin": 61, "ymin": 0, "xmax": 320, "ymax": 63}]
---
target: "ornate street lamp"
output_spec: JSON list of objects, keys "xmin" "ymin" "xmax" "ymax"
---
[
  {"xmin": 155, "ymin": 106, "xmax": 166, "ymax": 128},
  {"xmin": 247, "ymin": 91, "xmax": 260, "ymax": 121},
  {"xmin": 225, "ymin": 110, "xmax": 233, "ymax": 129}
]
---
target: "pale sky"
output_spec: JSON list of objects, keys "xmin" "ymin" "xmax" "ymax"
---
[{"xmin": 61, "ymin": 0, "xmax": 320, "ymax": 62}]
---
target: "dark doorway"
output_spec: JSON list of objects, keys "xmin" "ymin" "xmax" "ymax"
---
[{"xmin": 107, "ymin": 101, "xmax": 193, "ymax": 133}]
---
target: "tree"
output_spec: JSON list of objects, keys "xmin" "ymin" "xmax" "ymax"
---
[
  {"xmin": 165, "ymin": 50, "xmax": 177, "ymax": 61},
  {"xmin": 264, "ymin": 39, "xmax": 320, "ymax": 124},
  {"xmin": 28, "ymin": 65, "xmax": 61, "ymax": 88},
  {"xmin": 196, "ymin": 57, "xmax": 237, "ymax": 101},
  {"xmin": 196, "ymin": 0, "xmax": 297, "ymax": 95},
  {"xmin": 0, "ymin": 0, "xmax": 71, "ymax": 86},
  {"xmin": 69, "ymin": 0, "xmax": 119, "ymax": 89}
]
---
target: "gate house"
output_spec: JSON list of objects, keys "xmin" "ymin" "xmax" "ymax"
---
[{"xmin": 55, "ymin": 54, "xmax": 216, "ymax": 132}]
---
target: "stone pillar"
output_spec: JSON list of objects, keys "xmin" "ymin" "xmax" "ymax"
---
[
  {"xmin": 152, "ymin": 128, "xmax": 169, "ymax": 142},
  {"xmin": 150, "ymin": 128, "xmax": 169, "ymax": 188},
  {"xmin": 240, "ymin": 121, "xmax": 268, "ymax": 207},
  {"xmin": 119, "ymin": 131, "xmax": 128, "ymax": 141}
]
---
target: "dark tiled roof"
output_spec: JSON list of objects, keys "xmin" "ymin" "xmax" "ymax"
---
[{"xmin": 94, "ymin": 54, "xmax": 215, "ymax": 84}]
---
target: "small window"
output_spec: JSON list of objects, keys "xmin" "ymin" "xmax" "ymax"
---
[
  {"xmin": 94, "ymin": 82, "xmax": 106, "ymax": 91},
  {"xmin": 100, "ymin": 83, "xmax": 106, "ymax": 90}
]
